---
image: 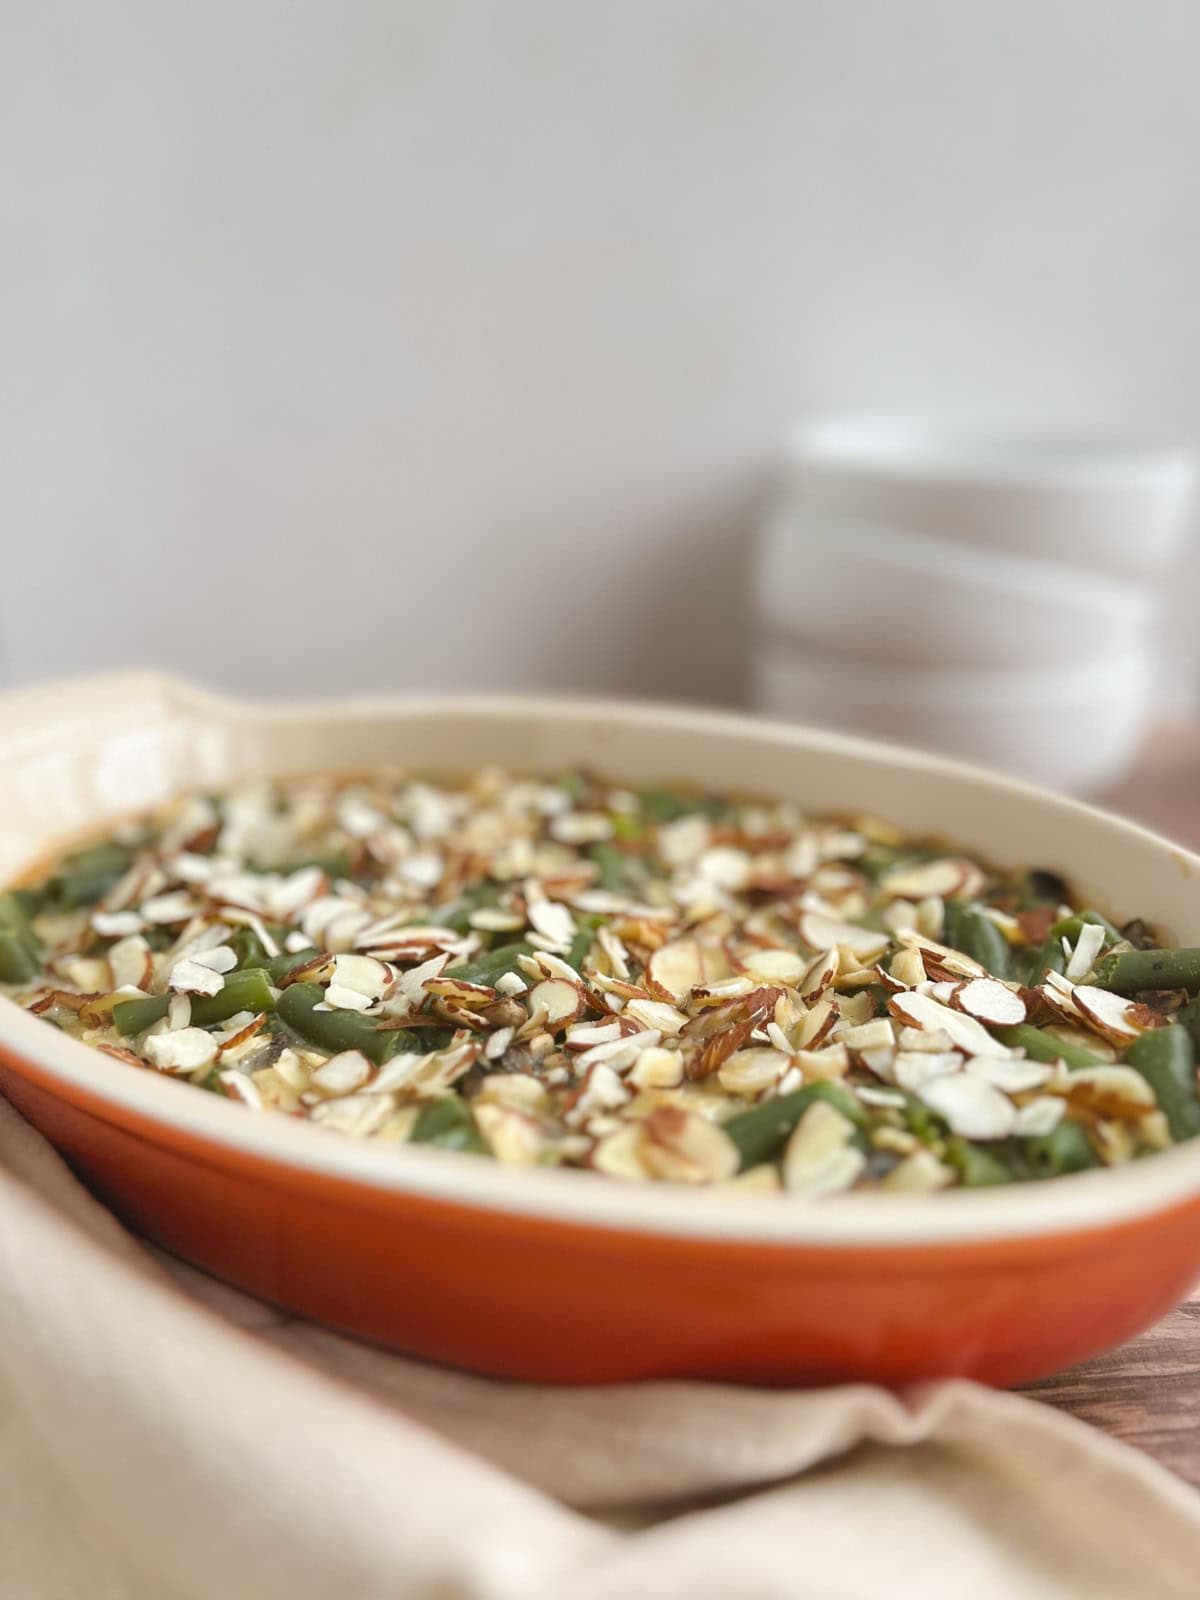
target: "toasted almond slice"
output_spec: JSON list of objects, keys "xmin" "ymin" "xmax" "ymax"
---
[
  {"xmin": 311, "ymin": 1049, "xmax": 373, "ymax": 1096},
  {"xmin": 896, "ymin": 929, "xmax": 987, "ymax": 979},
  {"xmin": 167, "ymin": 958, "xmax": 225, "ymax": 998},
  {"xmin": 717, "ymin": 1047, "xmax": 792, "ymax": 1096},
  {"xmin": 1064, "ymin": 922, "xmax": 1107, "ymax": 983},
  {"xmin": 799, "ymin": 912, "xmax": 890, "ymax": 962},
  {"xmin": 857, "ymin": 1085, "xmax": 907, "ymax": 1108},
  {"xmin": 628, "ymin": 1045, "xmax": 686, "ymax": 1090},
  {"xmin": 623, "ymin": 998, "xmax": 687, "ymax": 1036},
  {"xmin": 647, "ymin": 937, "xmax": 707, "ymax": 1003},
  {"xmin": 473, "ymin": 1103, "xmax": 547, "ymax": 1165},
  {"xmin": 1072, "ymin": 985, "xmax": 1157, "ymax": 1046},
  {"xmin": 897, "ymin": 1024, "xmax": 956, "ymax": 1053},
  {"xmin": 642, "ymin": 1105, "xmax": 740, "ymax": 1184},
  {"xmin": 144, "ymin": 1027, "xmax": 219, "ymax": 1074},
  {"xmin": 740, "ymin": 947, "xmax": 807, "ymax": 984},
  {"xmin": 1012, "ymin": 1096, "xmax": 1067, "ymax": 1136},
  {"xmin": 965, "ymin": 1056, "xmax": 1052, "ymax": 1093},
  {"xmin": 882, "ymin": 1148, "xmax": 956, "ymax": 1192},
  {"xmin": 952, "ymin": 977, "xmax": 1026, "ymax": 1027},
  {"xmin": 794, "ymin": 997, "xmax": 838, "ymax": 1050},
  {"xmin": 888, "ymin": 989, "xmax": 1016, "ymax": 1059},
  {"xmin": 893, "ymin": 1050, "xmax": 963, "ymax": 1092},
  {"xmin": 1059, "ymin": 1065, "xmax": 1158, "ymax": 1116},
  {"xmin": 888, "ymin": 946, "xmax": 928, "ymax": 989},
  {"xmin": 331, "ymin": 953, "xmax": 393, "ymax": 1000},
  {"xmin": 782, "ymin": 1103, "xmax": 865, "ymax": 1196},
  {"xmin": 566, "ymin": 1021, "xmax": 624, "ymax": 1048},
  {"xmin": 918, "ymin": 1072, "xmax": 1016, "ymax": 1139},
  {"xmin": 590, "ymin": 1123, "xmax": 649, "ymax": 1180},
  {"xmin": 799, "ymin": 946, "xmax": 839, "ymax": 997},
  {"xmin": 880, "ymin": 859, "xmax": 971, "ymax": 899},
  {"xmin": 108, "ymin": 934, "xmax": 153, "ymax": 992},
  {"xmin": 527, "ymin": 977, "xmax": 585, "ymax": 1029},
  {"xmin": 838, "ymin": 1018, "xmax": 895, "ymax": 1052}
]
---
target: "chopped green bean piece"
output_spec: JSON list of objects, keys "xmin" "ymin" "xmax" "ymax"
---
[
  {"xmin": 114, "ymin": 968, "xmax": 278, "ymax": 1037},
  {"xmin": 638, "ymin": 787, "xmax": 700, "ymax": 823},
  {"xmin": 723, "ymin": 1082, "xmax": 865, "ymax": 1172},
  {"xmin": 277, "ymin": 982, "xmax": 400, "ymax": 1066},
  {"xmin": 1048, "ymin": 909, "xmax": 1122, "ymax": 946},
  {"xmin": 47, "ymin": 842, "xmax": 135, "ymax": 908},
  {"xmin": 1092, "ymin": 947, "xmax": 1200, "ymax": 996},
  {"xmin": 944, "ymin": 1138, "xmax": 1018, "ymax": 1186},
  {"xmin": 1020, "ymin": 1120, "xmax": 1098, "ymax": 1177},
  {"xmin": 265, "ymin": 946, "xmax": 323, "ymax": 981},
  {"xmin": 447, "ymin": 941, "xmax": 534, "ymax": 986},
  {"xmin": 943, "ymin": 901, "xmax": 1010, "ymax": 979},
  {"xmin": 0, "ymin": 893, "xmax": 42, "ymax": 982},
  {"xmin": 993, "ymin": 1023, "xmax": 1106, "ymax": 1071},
  {"xmin": 587, "ymin": 842, "xmax": 629, "ymax": 893},
  {"xmin": 1123, "ymin": 1025, "xmax": 1200, "ymax": 1142},
  {"xmin": 411, "ymin": 1095, "xmax": 487, "ymax": 1153}
]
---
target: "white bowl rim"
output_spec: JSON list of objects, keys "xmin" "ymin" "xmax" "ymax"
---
[
  {"xmin": 3, "ymin": 673, "xmax": 1200, "ymax": 1252},
  {"xmin": 762, "ymin": 505, "xmax": 1153, "ymax": 617},
  {"xmin": 789, "ymin": 414, "xmax": 1198, "ymax": 493}
]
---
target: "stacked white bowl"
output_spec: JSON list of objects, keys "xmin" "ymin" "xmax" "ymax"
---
[{"xmin": 752, "ymin": 417, "xmax": 1197, "ymax": 794}]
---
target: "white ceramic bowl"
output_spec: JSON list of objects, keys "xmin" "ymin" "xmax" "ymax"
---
[
  {"xmin": 753, "ymin": 639, "xmax": 1153, "ymax": 794},
  {"xmin": 788, "ymin": 416, "xmax": 1197, "ymax": 582},
  {"xmin": 755, "ymin": 505, "xmax": 1153, "ymax": 671}
]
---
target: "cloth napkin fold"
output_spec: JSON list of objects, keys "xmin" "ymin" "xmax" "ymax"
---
[{"xmin": 1, "ymin": 1097, "xmax": 1198, "ymax": 1600}]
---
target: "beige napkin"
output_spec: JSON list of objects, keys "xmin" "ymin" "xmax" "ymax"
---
[{"xmin": 1, "ymin": 1098, "xmax": 1199, "ymax": 1600}]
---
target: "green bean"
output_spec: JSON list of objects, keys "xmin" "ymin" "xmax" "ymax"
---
[
  {"xmin": 992, "ymin": 1023, "xmax": 1106, "ymax": 1071},
  {"xmin": 566, "ymin": 917, "xmax": 603, "ymax": 972},
  {"xmin": 1092, "ymin": 947, "xmax": 1200, "ymax": 996},
  {"xmin": 411, "ymin": 1095, "xmax": 487, "ymax": 1153},
  {"xmin": 587, "ymin": 842, "xmax": 629, "ymax": 893},
  {"xmin": 1020, "ymin": 1120, "xmax": 1098, "ymax": 1177},
  {"xmin": 447, "ymin": 941, "xmax": 534, "ymax": 986},
  {"xmin": 114, "ymin": 968, "xmax": 279, "ymax": 1037},
  {"xmin": 638, "ymin": 786, "xmax": 700, "ymax": 824},
  {"xmin": 942, "ymin": 902, "xmax": 1010, "ymax": 979},
  {"xmin": 609, "ymin": 812, "xmax": 642, "ymax": 843},
  {"xmin": 901, "ymin": 1094, "xmax": 948, "ymax": 1145},
  {"xmin": 1048, "ymin": 909, "xmax": 1121, "ymax": 946},
  {"xmin": 1123, "ymin": 1024, "xmax": 1200, "ymax": 1142},
  {"xmin": 722, "ymin": 1082, "xmax": 865, "ymax": 1172},
  {"xmin": 0, "ymin": 892, "xmax": 42, "ymax": 983},
  {"xmin": 1018, "ymin": 937, "xmax": 1066, "ymax": 985},
  {"xmin": 47, "ymin": 842, "xmax": 135, "ymax": 908},
  {"xmin": 276, "ymin": 982, "xmax": 402, "ymax": 1065},
  {"xmin": 944, "ymin": 1138, "xmax": 1018, "ymax": 1187},
  {"xmin": 1176, "ymin": 996, "xmax": 1200, "ymax": 1055},
  {"xmin": 112, "ymin": 995, "xmax": 170, "ymax": 1036},
  {"xmin": 440, "ymin": 881, "xmax": 502, "ymax": 935},
  {"xmin": 265, "ymin": 946, "xmax": 323, "ymax": 981}
]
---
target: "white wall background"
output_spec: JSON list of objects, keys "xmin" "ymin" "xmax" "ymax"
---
[{"xmin": 3, "ymin": 0, "xmax": 1199, "ymax": 706}]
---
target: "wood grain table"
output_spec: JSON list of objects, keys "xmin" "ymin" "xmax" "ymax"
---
[{"xmin": 1015, "ymin": 728, "xmax": 1200, "ymax": 1485}]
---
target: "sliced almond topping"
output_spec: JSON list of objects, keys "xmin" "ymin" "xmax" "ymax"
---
[
  {"xmin": 642, "ymin": 1105, "xmax": 739, "ymax": 1184},
  {"xmin": 1072, "ymin": 985, "xmax": 1158, "ymax": 1046},
  {"xmin": 880, "ymin": 859, "xmax": 973, "ymax": 900},
  {"xmin": 888, "ymin": 989, "xmax": 1016, "ymax": 1059},
  {"xmin": 952, "ymin": 977, "xmax": 1026, "ymax": 1027},
  {"xmin": 311, "ymin": 1049, "xmax": 374, "ymax": 1096},
  {"xmin": 331, "ymin": 953, "xmax": 393, "ymax": 1000},
  {"xmin": 893, "ymin": 1050, "xmax": 963, "ymax": 1093},
  {"xmin": 1058, "ymin": 1065, "xmax": 1157, "ymax": 1116},
  {"xmin": 590, "ymin": 1122, "xmax": 649, "ymax": 1180},
  {"xmin": 473, "ymin": 1102, "xmax": 546, "ymax": 1165},
  {"xmin": 622, "ymin": 998, "xmax": 687, "ymax": 1036},
  {"xmin": 799, "ymin": 911, "xmax": 890, "ymax": 962},
  {"xmin": 838, "ymin": 1018, "xmax": 895, "ymax": 1053},
  {"xmin": 799, "ymin": 946, "xmax": 839, "ymax": 997},
  {"xmin": 628, "ymin": 1045, "xmax": 685, "ymax": 1090},
  {"xmin": 882, "ymin": 1148, "xmax": 956, "ymax": 1192},
  {"xmin": 782, "ymin": 1101, "xmax": 864, "ymax": 1195},
  {"xmin": 144, "ymin": 1028, "xmax": 219, "ymax": 1074},
  {"xmin": 917, "ymin": 1072, "xmax": 1016, "ymax": 1140},
  {"xmin": 717, "ymin": 1047, "xmax": 792, "ymax": 1096},
  {"xmin": 167, "ymin": 958, "xmax": 225, "ymax": 998},
  {"xmin": 896, "ymin": 928, "xmax": 987, "ymax": 979},
  {"xmin": 740, "ymin": 947, "xmax": 807, "ymax": 984},
  {"xmin": 965, "ymin": 1056, "xmax": 1052, "ymax": 1094},
  {"xmin": 647, "ymin": 937, "xmax": 708, "ymax": 1003},
  {"xmin": 1064, "ymin": 921, "xmax": 1107, "ymax": 983},
  {"xmin": 1012, "ymin": 1096, "xmax": 1066, "ymax": 1137},
  {"xmin": 527, "ymin": 978, "xmax": 585, "ymax": 1029}
]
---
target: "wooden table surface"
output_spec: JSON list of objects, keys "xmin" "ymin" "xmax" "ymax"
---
[{"xmin": 1017, "ymin": 728, "xmax": 1200, "ymax": 1485}]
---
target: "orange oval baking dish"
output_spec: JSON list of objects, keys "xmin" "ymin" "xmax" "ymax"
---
[{"xmin": 1, "ymin": 672, "xmax": 1199, "ymax": 1388}]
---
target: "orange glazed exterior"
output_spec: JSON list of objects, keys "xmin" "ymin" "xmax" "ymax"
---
[
  {"xmin": 5, "ymin": 1049, "xmax": 1200, "ymax": 1389},
  {"xmin": 4, "ymin": 675, "xmax": 1200, "ymax": 1389}
]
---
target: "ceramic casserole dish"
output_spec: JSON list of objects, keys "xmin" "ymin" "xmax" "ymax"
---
[{"xmin": 1, "ymin": 672, "xmax": 1198, "ymax": 1387}]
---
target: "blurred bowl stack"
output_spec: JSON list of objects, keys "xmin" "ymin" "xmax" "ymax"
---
[{"xmin": 753, "ymin": 418, "xmax": 1198, "ymax": 794}]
